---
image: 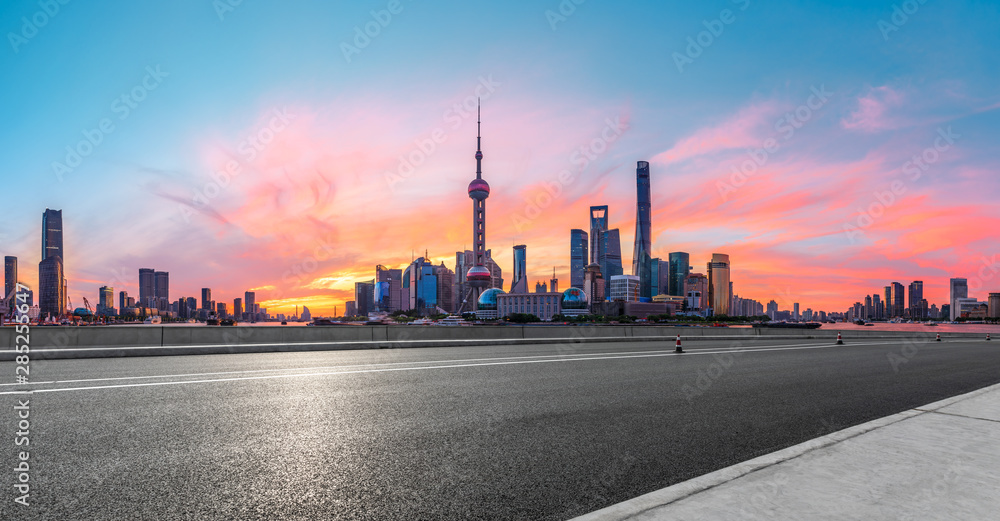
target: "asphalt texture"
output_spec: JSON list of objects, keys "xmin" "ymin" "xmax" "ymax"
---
[{"xmin": 2, "ymin": 336, "xmax": 1000, "ymax": 520}]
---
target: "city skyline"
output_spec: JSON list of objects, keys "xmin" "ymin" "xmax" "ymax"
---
[{"xmin": 2, "ymin": 2, "xmax": 999, "ymax": 315}]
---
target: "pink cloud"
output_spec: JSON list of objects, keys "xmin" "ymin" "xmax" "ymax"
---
[
  {"xmin": 651, "ymin": 101, "xmax": 781, "ymax": 165},
  {"xmin": 841, "ymin": 85, "xmax": 905, "ymax": 132}
]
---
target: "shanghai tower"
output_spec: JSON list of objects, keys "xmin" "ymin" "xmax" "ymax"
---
[
  {"xmin": 465, "ymin": 101, "xmax": 492, "ymax": 309},
  {"xmin": 632, "ymin": 161, "xmax": 653, "ymax": 298}
]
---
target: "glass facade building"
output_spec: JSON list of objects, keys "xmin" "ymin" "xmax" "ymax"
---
[
  {"xmin": 38, "ymin": 256, "xmax": 64, "ymax": 318},
  {"xmin": 632, "ymin": 161, "xmax": 653, "ymax": 299},
  {"xmin": 42, "ymin": 208, "xmax": 63, "ymax": 261},
  {"xmin": 601, "ymin": 229, "xmax": 623, "ymax": 279},
  {"xmin": 589, "ymin": 206, "xmax": 608, "ymax": 266},
  {"xmin": 155, "ymin": 271, "xmax": 169, "ymax": 303},
  {"xmin": 668, "ymin": 252, "xmax": 690, "ymax": 297},
  {"xmin": 510, "ymin": 245, "xmax": 527, "ymax": 293},
  {"xmin": 570, "ymin": 229, "xmax": 588, "ymax": 289}
]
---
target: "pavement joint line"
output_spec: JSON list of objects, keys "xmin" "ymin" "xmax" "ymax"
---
[
  {"xmin": 0, "ymin": 341, "xmax": 836, "ymax": 386},
  {"xmin": 570, "ymin": 381, "xmax": 1000, "ymax": 521},
  {"xmin": 920, "ymin": 409, "xmax": 1000, "ymax": 424},
  {"xmin": 0, "ymin": 340, "xmax": 921, "ymax": 395}
]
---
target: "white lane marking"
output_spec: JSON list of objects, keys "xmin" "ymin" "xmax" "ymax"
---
[
  {"xmin": 0, "ymin": 341, "xmax": 907, "ymax": 395},
  {"xmin": 0, "ymin": 341, "xmax": 838, "ymax": 387}
]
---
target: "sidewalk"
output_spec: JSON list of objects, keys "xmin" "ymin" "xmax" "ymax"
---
[{"xmin": 573, "ymin": 383, "xmax": 1000, "ymax": 520}]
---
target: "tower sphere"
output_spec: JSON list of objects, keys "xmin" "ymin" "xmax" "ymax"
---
[{"xmin": 468, "ymin": 178, "xmax": 490, "ymax": 200}]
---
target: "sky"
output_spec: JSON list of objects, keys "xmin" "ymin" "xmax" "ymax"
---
[{"xmin": 1, "ymin": 0, "xmax": 999, "ymax": 315}]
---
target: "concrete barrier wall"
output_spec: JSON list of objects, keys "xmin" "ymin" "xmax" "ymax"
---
[{"xmin": 1, "ymin": 324, "xmax": 992, "ymax": 353}]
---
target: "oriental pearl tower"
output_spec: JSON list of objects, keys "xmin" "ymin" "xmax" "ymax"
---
[{"xmin": 466, "ymin": 100, "xmax": 492, "ymax": 309}]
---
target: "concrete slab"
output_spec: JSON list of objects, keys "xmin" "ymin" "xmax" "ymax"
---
[{"xmin": 574, "ymin": 383, "xmax": 1000, "ymax": 521}]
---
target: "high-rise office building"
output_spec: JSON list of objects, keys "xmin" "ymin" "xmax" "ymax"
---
[
  {"xmin": 42, "ymin": 208, "xmax": 63, "ymax": 261},
  {"xmin": 989, "ymin": 293, "xmax": 1000, "ymax": 319},
  {"xmin": 233, "ymin": 298, "xmax": 243, "ymax": 319},
  {"xmin": 707, "ymin": 254, "xmax": 731, "ymax": 315},
  {"xmin": 889, "ymin": 282, "xmax": 905, "ymax": 318},
  {"xmin": 244, "ymin": 291, "xmax": 256, "ymax": 319},
  {"xmin": 601, "ymin": 229, "xmax": 623, "ymax": 279},
  {"xmin": 435, "ymin": 263, "xmax": 455, "ymax": 312},
  {"xmin": 38, "ymin": 256, "xmax": 64, "ymax": 318},
  {"xmin": 908, "ymin": 280, "xmax": 924, "ymax": 318},
  {"xmin": 872, "ymin": 293, "xmax": 883, "ymax": 320},
  {"xmin": 668, "ymin": 252, "xmax": 690, "ymax": 297},
  {"xmin": 609, "ymin": 274, "xmax": 641, "ymax": 302},
  {"xmin": 39, "ymin": 209, "xmax": 65, "ymax": 318},
  {"xmin": 632, "ymin": 161, "xmax": 653, "ymax": 299},
  {"xmin": 684, "ymin": 273, "xmax": 709, "ymax": 311},
  {"xmin": 584, "ymin": 263, "xmax": 605, "ymax": 306},
  {"xmin": 657, "ymin": 259, "xmax": 669, "ymax": 297},
  {"xmin": 510, "ymin": 245, "xmax": 528, "ymax": 293},
  {"xmin": 119, "ymin": 291, "xmax": 129, "ymax": 311},
  {"xmin": 648, "ymin": 258, "xmax": 662, "ymax": 298},
  {"xmin": 4, "ymin": 256, "xmax": 16, "ymax": 301},
  {"xmin": 201, "ymin": 288, "xmax": 212, "ymax": 310},
  {"xmin": 98, "ymin": 286, "xmax": 115, "ymax": 315},
  {"xmin": 155, "ymin": 271, "xmax": 169, "ymax": 302},
  {"xmin": 589, "ymin": 206, "xmax": 608, "ymax": 266},
  {"xmin": 570, "ymin": 229, "xmax": 588, "ymax": 289},
  {"xmin": 139, "ymin": 269, "xmax": 155, "ymax": 305},
  {"xmin": 355, "ymin": 280, "xmax": 375, "ymax": 316},
  {"xmin": 375, "ymin": 266, "xmax": 404, "ymax": 312},
  {"xmin": 217, "ymin": 302, "xmax": 228, "ymax": 318},
  {"xmin": 949, "ymin": 278, "xmax": 968, "ymax": 321},
  {"xmin": 464, "ymin": 101, "xmax": 493, "ymax": 311}
]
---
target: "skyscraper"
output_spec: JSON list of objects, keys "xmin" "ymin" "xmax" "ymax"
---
[
  {"xmin": 4, "ymin": 256, "xmax": 15, "ymax": 314},
  {"xmin": 42, "ymin": 208, "xmax": 63, "ymax": 261},
  {"xmin": 908, "ymin": 280, "xmax": 924, "ymax": 319},
  {"xmin": 950, "ymin": 278, "xmax": 968, "ymax": 321},
  {"xmin": 233, "ymin": 298, "xmax": 243, "ymax": 319},
  {"xmin": 155, "ymin": 271, "xmax": 169, "ymax": 303},
  {"xmin": 464, "ymin": 101, "xmax": 492, "ymax": 310},
  {"xmin": 510, "ymin": 245, "xmax": 527, "ymax": 293},
  {"xmin": 139, "ymin": 268, "xmax": 155, "ymax": 305},
  {"xmin": 376, "ymin": 266, "xmax": 404, "ymax": 312},
  {"xmin": 201, "ymin": 288, "xmax": 212, "ymax": 311},
  {"xmin": 570, "ymin": 229, "xmax": 588, "ymax": 289},
  {"xmin": 707, "ymin": 253, "xmax": 731, "ymax": 315},
  {"xmin": 355, "ymin": 280, "xmax": 376, "ymax": 316},
  {"xmin": 632, "ymin": 161, "xmax": 653, "ymax": 299},
  {"xmin": 601, "ymin": 229, "xmax": 623, "ymax": 279},
  {"xmin": 889, "ymin": 282, "xmax": 905, "ymax": 318},
  {"xmin": 98, "ymin": 286, "xmax": 115, "ymax": 315},
  {"xmin": 668, "ymin": 252, "xmax": 690, "ymax": 297},
  {"xmin": 244, "ymin": 291, "xmax": 256, "ymax": 319},
  {"xmin": 589, "ymin": 206, "xmax": 609, "ymax": 266},
  {"xmin": 39, "ymin": 209, "xmax": 65, "ymax": 318},
  {"xmin": 38, "ymin": 256, "xmax": 64, "ymax": 319}
]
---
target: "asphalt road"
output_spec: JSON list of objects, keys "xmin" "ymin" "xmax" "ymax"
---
[{"xmin": 2, "ymin": 336, "xmax": 999, "ymax": 520}]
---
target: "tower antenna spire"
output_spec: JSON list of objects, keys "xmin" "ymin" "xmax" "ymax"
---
[{"xmin": 475, "ymin": 98, "xmax": 483, "ymax": 179}]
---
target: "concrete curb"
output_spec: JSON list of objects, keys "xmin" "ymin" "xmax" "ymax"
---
[{"xmin": 570, "ymin": 381, "xmax": 1000, "ymax": 520}]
